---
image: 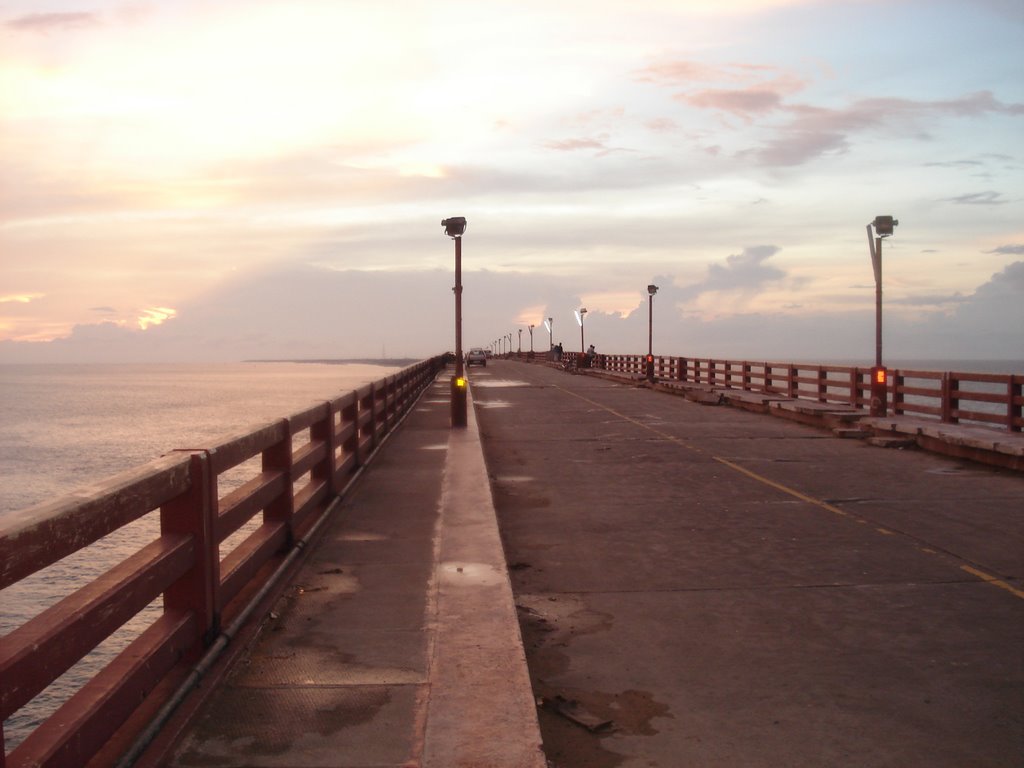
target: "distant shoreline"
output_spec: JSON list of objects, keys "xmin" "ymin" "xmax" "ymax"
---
[{"xmin": 244, "ymin": 358, "xmax": 422, "ymax": 367}]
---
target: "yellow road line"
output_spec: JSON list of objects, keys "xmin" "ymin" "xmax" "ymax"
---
[
  {"xmin": 960, "ymin": 565, "xmax": 1024, "ymax": 599},
  {"xmin": 711, "ymin": 455, "xmax": 852, "ymax": 518},
  {"xmin": 553, "ymin": 382, "xmax": 1024, "ymax": 600}
]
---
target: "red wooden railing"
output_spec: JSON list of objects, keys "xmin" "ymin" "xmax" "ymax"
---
[
  {"xmin": 0, "ymin": 357, "xmax": 444, "ymax": 768},
  {"xmin": 539, "ymin": 352, "xmax": 1023, "ymax": 433}
]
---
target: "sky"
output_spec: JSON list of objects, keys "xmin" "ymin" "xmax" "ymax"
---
[{"xmin": 1, "ymin": 0, "xmax": 1022, "ymax": 366}]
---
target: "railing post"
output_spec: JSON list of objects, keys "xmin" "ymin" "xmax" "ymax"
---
[
  {"xmin": 162, "ymin": 451, "xmax": 219, "ymax": 649},
  {"xmin": 262, "ymin": 418, "xmax": 295, "ymax": 546},
  {"xmin": 379, "ymin": 377, "xmax": 391, "ymax": 433},
  {"xmin": 893, "ymin": 371, "xmax": 905, "ymax": 415},
  {"xmin": 312, "ymin": 400, "xmax": 339, "ymax": 495},
  {"xmin": 1011, "ymin": 376, "xmax": 1022, "ymax": 432},
  {"xmin": 344, "ymin": 390, "xmax": 360, "ymax": 467},
  {"xmin": 942, "ymin": 373, "xmax": 959, "ymax": 424},
  {"xmin": 849, "ymin": 369, "xmax": 859, "ymax": 408},
  {"xmin": 364, "ymin": 382, "xmax": 378, "ymax": 450},
  {"xmin": 787, "ymin": 365, "xmax": 797, "ymax": 398}
]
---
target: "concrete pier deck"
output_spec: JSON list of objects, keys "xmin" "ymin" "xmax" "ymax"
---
[
  {"xmin": 161, "ymin": 360, "xmax": 1022, "ymax": 767},
  {"xmin": 474, "ymin": 360, "xmax": 1022, "ymax": 767}
]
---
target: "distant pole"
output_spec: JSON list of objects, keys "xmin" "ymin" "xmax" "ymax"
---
[
  {"xmin": 518, "ymin": 328, "xmax": 522, "ymax": 354},
  {"xmin": 579, "ymin": 307, "xmax": 588, "ymax": 354},
  {"xmin": 647, "ymin": 284, "xmax": 658, "ymax": 382},
  {"xmin": 874, "ymin": 235, "xmax": 883, "ymax": 368},
  {"xmin": 455, "ymin": 235, "xmax": 463, "ymax": 377},
  {"xmin": 548, "ymin": 317, "xmax": 553, "ymax": 351},
  {"xmin": 529, "ymin": 324, "xmax": 535, "ymax": 354}
]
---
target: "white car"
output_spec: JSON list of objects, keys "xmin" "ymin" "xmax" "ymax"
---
[{"xmin": 466, "ymin": 348, "xmax": 487, "ymax": 367}]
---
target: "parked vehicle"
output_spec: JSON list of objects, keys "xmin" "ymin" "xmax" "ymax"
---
[{"xmin": 466, "ymin": 347, "xmax": 487, "ymax": 367}]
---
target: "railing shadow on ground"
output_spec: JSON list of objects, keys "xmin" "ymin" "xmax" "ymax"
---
[{"xmin": 0, "ymin": 357, "xmax": 444, "ymax": 768}]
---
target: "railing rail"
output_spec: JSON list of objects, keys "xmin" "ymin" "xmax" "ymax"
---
[
  {"xmin": 531, "ymin": 351, "xmax": 1022, "ymax": 432},
  {"xmin": 0, "ymin": 357, "xmax": 444, "ymax": 768}
]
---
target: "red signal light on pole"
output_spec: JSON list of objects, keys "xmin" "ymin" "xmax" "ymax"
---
[{"xmin": 870, "ymin": 365, "xmax": 888, "ymax": 417}]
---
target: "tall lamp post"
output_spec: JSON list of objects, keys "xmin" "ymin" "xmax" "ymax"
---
[
  {"xmin": 442, "ymin": 217, "xmax": 467, "ymax": 427},
  {"xmin": 507, "ymin": 332, "xmax": 513, "ymax": 357},
  {"xmin": 546, "ymin": 317, "xmax": 553, "ymax": 354},
  {"xmin": 518, "ymin": 328, "xmax": 522, "ymax": 354},
  {"xmin": 576, "ymin": 307, "xmax": 588, "ymax": 355},
  {"xmin": 646, "ymin": 284, "xmax": 659, "ymax": 382},
  {"xmin": 866, "ymin": 215, "xmax": 898, "ymax": 417},
  {"xmin": 528, "ymin": 324, "xmax": 535, "ymax": 357}
]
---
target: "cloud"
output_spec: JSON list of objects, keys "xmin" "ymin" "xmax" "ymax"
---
[
  {"xmin": 2, "ymin": 260, "xmax": 1021, "ymax": 365},
  {"xmin": 945, "ymin": 191, "xmax": 1008, "ymax": 206},
  {"xmin": 138, "ymin": 307, "xmax": 177, "ymax": 330},
  {"xmin": 541, "ymin": 135, "xmax": 635, "ymax": 158},
  {"xmin": 4, "ymin": 12, "xmax": 99, "ymax": 32},
  {"xmin": 680, "ymin": 88, "xmax": 784, "ymax": 117},
  {"xmin": 635, "ymin": 59, "xmax": 781, "ymax": 86},
  {"xmin": 976, "ymin": 260, "xmax": 1024, "ymax": 294},
  {"xmin": 677, "ymin": 245, "xmax": 785, "ymax": 301},
  {"xmin": 638, "ymin": 55, "xmax": 1024, "ymax": 168},
  {"xmin": 656, "ymin": 73, "xmax": 1024, "ymax": 166},
  {"xmin": 0, "ymin": 293, "xmax": 44, "ymax": 304},
  {"xmin": 986, "ymin": 244, "xmax": 1024, "ymax": 255},
  {"xmin": 742, "ymin": 92, "xmax": 1024, "ymax": 166},
  {"xmin": 706, "ymin": 245, "xmax": 785, "ymax": 290},
  {"xmin": 924, "ymin": 160, "xmax": 985, "ymax": 169},
  {"xmin": 543, "ymin": 136, "xmax": 611, "ymax": 152},
  {"xmin": 889, "ymin": 293, "xmax": 969, "ymax": 307}
]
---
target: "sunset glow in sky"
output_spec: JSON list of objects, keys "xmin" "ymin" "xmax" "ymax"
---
[{"xmin": 1, "ymin": 0, "xmax": 1022, "ymax": 363}]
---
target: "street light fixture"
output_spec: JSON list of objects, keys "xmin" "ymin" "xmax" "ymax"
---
[
  {"xmin": 528, "ymin": 324, "xmax": 535, "ymax": 357},
  {"xmin": 545, "ymin": 317, "xmax": 553, "ymax": 354},
  {"xmin": 576, "ymin": 307, "xmax": 588, "ymax": 354},
  {"xmin": 646, "ymin": 284, "xmax": 659, "ymax": 382},
  {"xmin": 866, "ymin": 215, "xmax": 898, "ymax": 417},
  {"xmin": 441, "ymin": 216, "xmax": 467, "ymax": 427}
]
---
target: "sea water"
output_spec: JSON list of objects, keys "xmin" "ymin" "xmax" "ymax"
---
[{"xmin": 0, "ymin": 361, "xmax": 401, "ymax": 750}]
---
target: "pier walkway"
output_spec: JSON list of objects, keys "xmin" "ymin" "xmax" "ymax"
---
[
  {"xmin": 161, "ymin": 360, "xmax": 1022, "ymax": 767},
  {"xmin": 157, "ymin": 373, "xmax": 544, "ymax": 768}
]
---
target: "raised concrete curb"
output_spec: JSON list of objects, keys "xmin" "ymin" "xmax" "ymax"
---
[
  {"xmin": 543, "ymin": 363, "xmax": 1022, "ymax": 472},
  {"xmin": 422, "ymin": 384, "xmax": 546, "ymax": 768}
]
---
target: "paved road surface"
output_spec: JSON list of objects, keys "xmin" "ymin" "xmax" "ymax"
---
[{"xmin": 472, "ymin": 359, "xmax": 1023, "ymax": 767}]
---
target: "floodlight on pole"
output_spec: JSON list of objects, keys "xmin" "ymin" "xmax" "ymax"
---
[
  {"xmin": 441, "ymin": 216, "xmax": 468, "ymax": 427},
  {"xmin": 866, "ymin": 215, "xmax": 898, "ymax": 417},
  {"xmin": 577, "ymin": 307, "xmax": 588, "ymax": 354},
  {"xmin": 646, "ymin": 284, "xmax": 659, "ymax": 382}
]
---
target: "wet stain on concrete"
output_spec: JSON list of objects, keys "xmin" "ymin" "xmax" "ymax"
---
[{"xmin": 515, "ymin": 596, "xmax": 674, "ymax": 767}]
